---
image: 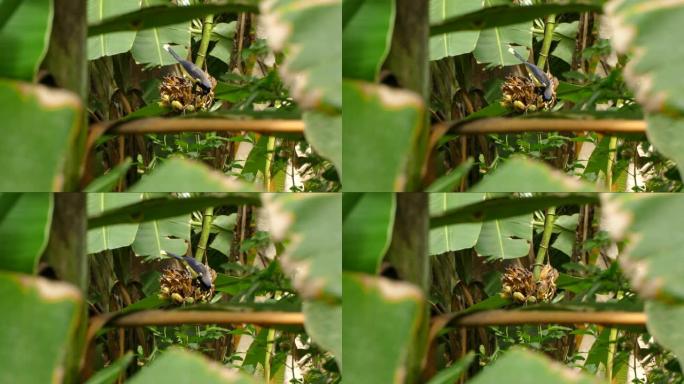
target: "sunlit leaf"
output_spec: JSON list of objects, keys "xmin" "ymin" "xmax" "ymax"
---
[
  {"xmin": 260, "ymin": 0, "xmax": 341, "ymax": 110},
  {"xmin": 263, "ymin": 193, "xmax": 341, "ymax": 299},
  {"xmin": 88, "ymin": 1, "xmax": 258, "ymax": 36},
  {"xmin": 430, "ymin": 2, "xmax": 602, "ymax": 35},
  {"xmin": 87, "ymin": 193, "xmax": 142, "ymax": 253},
  {"xmin": 429, "ymin": 0, "xmax": 482, "ymax": 61},
  {"xmin": 475, "ymin": 212, "xmax": 532, "ymax": 260},
  {"xmin": 473, "ymin": 0, "xmax": 531, "ymax": 68},
  {"xmin": 602, "ymin": 194, "xmax": 684, "ymax": 301},
  {"xmin": 87, "ymin": 0, "xmax": 139, "ymax": 60},
  {"xmin": 429, "ymin": 193, "xmax": 484, "ymax": 255}
]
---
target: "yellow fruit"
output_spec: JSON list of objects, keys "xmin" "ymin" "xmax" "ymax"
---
[{"xmin": 513, "ymin": 291, "xmax": 526, "ymax": 303}]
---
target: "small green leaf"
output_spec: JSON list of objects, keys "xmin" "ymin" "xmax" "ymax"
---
[
  {"xmin": 426, "ymin": 352, "xmax": 475, "ymax": 384},
  {"xmin": 425, "ymin": 158, "xmax": 474, "ymax": 192},
  {"xmin": 84, "ymin": 352, "xmax": 134, "ymax": 384},
  {"xmin": 84, "ymin": 158, "xmax": 134, "ymax": 192}
]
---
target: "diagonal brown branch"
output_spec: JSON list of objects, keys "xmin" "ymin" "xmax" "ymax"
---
[
  {"xmin": 429, "ymin": 310, "xmax": 645, "ymax": 345},
  {"xmin": 86, "ymin": 310, "xmax": 304, "ymax": 355},
  {"xmin": 107, "ymin": 310, "xmax": 305, "ymax": 327},
  {"xmin": 100, "ymin": 118, "xmax": 305, "ymax": 135},
  {"xmin": 436, "ymin": 118, "xmax": 646, "ymax": 135}
]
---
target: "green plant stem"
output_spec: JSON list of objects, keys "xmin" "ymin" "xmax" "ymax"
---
[
  {"xmin": 533, "ymin": 206, "xmax": 556, "ymax": 281},
  {"xmin": 537, "ymin": 14, "xmax": 556, "ymax": 69},
  {"xmin": 265, "ymin": 290, "xmax": 281, "ymax": 382},
  {"xmin": 607, "ymin": 136, "xmax": 618, "ymax": 191},
  {"xmin": 264, "ymin": 327, "xmax": 276, "ymax": 382},
  {"xmin": 195, "ymin": 206, "xmax": 214, "ymax": 263},
  {"xmin": 265, "ymin": 136, "xmax": 277, "ymax": 191},
  {"xmin": 195, "ymin": 14, "xmax": 214, "ymax": 68},
  {"xmin": 606, "ymin": 290, "xmax": 624, "ymax": 382}
]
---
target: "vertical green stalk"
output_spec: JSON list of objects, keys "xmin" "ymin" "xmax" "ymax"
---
[
  {"xmin": 265, "ymin": 136, "xmax": 277, "ymax": 192},
  {"xmin": 195, "ymin": 14, "xmax": 214, "ymax": 68},
  {"xmin": 606, "ymin": 290, "xmax": 624, "ymax": 381},
  {"xmin": 606, "ymin": 136, "xmax": 618, "ymax": 191},
  {"xmin": 534, "ymin": 206, "xmax": 556, "ymax": 281},
  {"xmin": 537, "ymin": 14, "xmax": 556, "ymax": 69},
  {"xmin": 264, "ymin": 328, "xmax": 276, "ymax": 382},
  {"xmin": 195, "ymin": 206, "xmax": 214, "ymax": 262},
  {"xmin": 265, "ymin": 290, "xmax": 281, "ymax": 382}
]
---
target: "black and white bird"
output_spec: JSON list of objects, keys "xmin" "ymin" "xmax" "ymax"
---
[{"xmin": 163, "ymin": 44, "xmax": 213, "ymax": 93}]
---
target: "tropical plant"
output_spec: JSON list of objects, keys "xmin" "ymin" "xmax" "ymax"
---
[
  {"xmin": 343, "ymin": 192, "xmax": 684, "ymax": 383},
  {"xmin": 0, "ymin": 0, "xmax": 340, "ymax": 192},
  {"xmin": 343, "ymin": 0, "xmax": 682, "ymax": 192},
  {"xmin": 0, "ymin": 192, "xmax": 340, "ymax": 383}
]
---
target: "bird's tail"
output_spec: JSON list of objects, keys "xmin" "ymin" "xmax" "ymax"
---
[
  {"xmin": 162, "ymin": 250, "xmax": 183, "ymax": 260},
  {"xmin": 508, "ymin": 46, "xmax": 529, "ymax": 64},
  {"xmin": 507, "ymin": 45, "xmax": 550, "ymax": 87},
  {"xmin": 163, "ymin": 44, "xmax": 184, "ymax": 63}
]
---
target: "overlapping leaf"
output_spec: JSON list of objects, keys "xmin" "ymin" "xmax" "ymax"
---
[
  {"xmin": 343, "ymin": 273, "xmax": 425, "ymax": 383},
  {"xmin": 0, "ymin": 0, "xmax": 52, "ymax": 80},
  {"xmin": 343, "ymin": 81, "xmax": 426, "ymax": 191},
  {"xmin": 0, "ymin": 81, "xmax": 83, "ymax": 191},
  {"xmin": 429, "ymin": 0, "xmax": 482, "ymax": 60},
  {"xmin": 0, "ymin": 272, "xmax": 83, "ymax": 384},
  {"xmin": 0, "ymin": 193, "xmax": 53, "ymax": 273},
  {"xmin": 429, "ymin": 193, "xmax": 484, "ymax": 255}
]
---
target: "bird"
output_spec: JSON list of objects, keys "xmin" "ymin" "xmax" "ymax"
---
[
  {"xmin": 163, "ymin": 44, "xmax": 213, "ymax": 93},
  {"xmin": 163, "ymin": 251, "xmax": 214, "ymax": 289},
  {"xmin": 508, "ymin": 46, "xmax": 554, "ymax": 101}
]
